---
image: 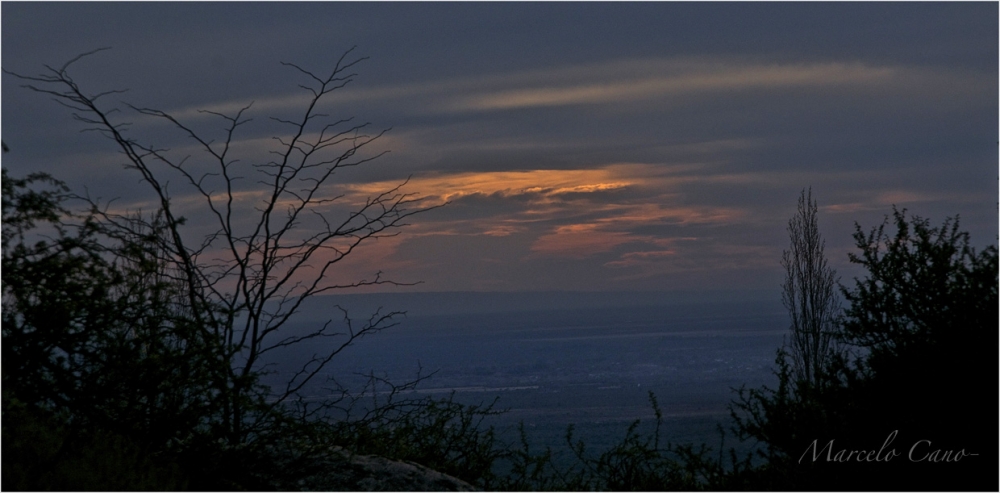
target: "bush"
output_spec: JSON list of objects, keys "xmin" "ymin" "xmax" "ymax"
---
[
  {"xmin": 732, "ymin": 209, "xmax": 997, "ymax": 490},
  {"xmin": 1, "ymin": 170, "xmax": 505, "ymax": 491}
]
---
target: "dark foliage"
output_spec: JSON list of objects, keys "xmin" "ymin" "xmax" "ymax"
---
[
  {"xmin": 2, "ymin": 391, "xmax": 188, "ymax": 491},
  {"xmin": 491, "ymin": 392, "xmax": 756, "ymax": 491},
  {"xmin": 327, "ymin": 384, "xmax": 506, "ymax": 487},
  {"xmin": 2, "ymin": 170, "xmax": 214, "ymax": 489},
  {"xmin": 732, "ymin": 208, "xmax": 997, "ymax": 491}
]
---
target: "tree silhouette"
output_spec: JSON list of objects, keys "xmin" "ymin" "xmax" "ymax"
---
[
  {"xmin": 733, "ymin": 207, "xmax": 997, "ymax": 491},
  {"xmin": 781, "ymin": 188, "xmax": 840, "ymax": 386},
  {"xmin": 3, "ymin": 48, "xmax": 446, "ymax": 489},
  {"xmin": 835, "ymin": 208, "xmax": 996, "ymax": 490}
]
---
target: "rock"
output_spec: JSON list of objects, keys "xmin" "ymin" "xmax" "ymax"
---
[{"xmin": 299, "ymin": 447, "xmax": 478, "ymax": 491}]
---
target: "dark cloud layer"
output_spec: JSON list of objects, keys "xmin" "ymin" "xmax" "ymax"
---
[{"xmin": 3, "ymin": 2, "xmax": 996, "ymax": 293}]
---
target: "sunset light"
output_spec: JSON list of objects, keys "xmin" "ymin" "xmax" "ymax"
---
[{"xmin": 3, "ymin": 3, "xmax": 994, "ymax": 490}]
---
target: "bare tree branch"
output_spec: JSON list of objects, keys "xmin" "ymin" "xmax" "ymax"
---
[
  {"xmin": 781, "ymin": 188, "xmax": 841, "ymax": 386},
  {"xmin": 7, "ymin": 47, "xmax": 439, "ymax": 445}
]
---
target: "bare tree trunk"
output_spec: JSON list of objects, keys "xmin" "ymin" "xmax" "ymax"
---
[{"xmin": 781, "ymin": 188, "xmax": 840, "ymax": 386}]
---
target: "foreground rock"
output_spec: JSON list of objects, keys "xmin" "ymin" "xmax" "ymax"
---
[{"xmin": 298, "ymin": 447, "xmax": 478, "ymax": 491}]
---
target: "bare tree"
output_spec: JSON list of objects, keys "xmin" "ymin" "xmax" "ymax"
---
[
  {"xmin": 6, "ymin": 47, "xmax": 433, "ymax": 445},
  {"xmin": 781, "ymin": 188, "xmax": 840, "ymax": 386}
]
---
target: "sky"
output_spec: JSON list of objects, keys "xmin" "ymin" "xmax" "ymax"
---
[{"xmin": 2, "ymin": 2, "xmax": 997, "ymax": 295}]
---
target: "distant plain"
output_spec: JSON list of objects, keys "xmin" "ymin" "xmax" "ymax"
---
[{"xmin": 264, "ymin": 291, "xmax": 786, "ymax": 454}]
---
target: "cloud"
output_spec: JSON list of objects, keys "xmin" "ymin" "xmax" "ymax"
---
[
  {"xmin": 5, "ymin": 7, "xmax": 993, "ymax": 295},
  {"xmin": 149, "ymin": 57, "xmax": 992, "ymax": 129},
  {"xmin": 341, "ymin": 164, "xmax": 652, "ymax": 206},
  {"xmin": 605, "ymin": 249, "xmax": 678, "ymax": 266},
  {"xmin": 524, "ymin": 200, "xmax": 743, "ymax": 260},
  {"xmin": 331, "ymin": 163, "xmax": 752, "ymax": 269},
  {"xmin": 530, "ymin": 224, "xmax": 637, "ymax": 258},
  {"xmin": 452, "ymin": 61, "xmax": 897, "ymax": 111}
]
